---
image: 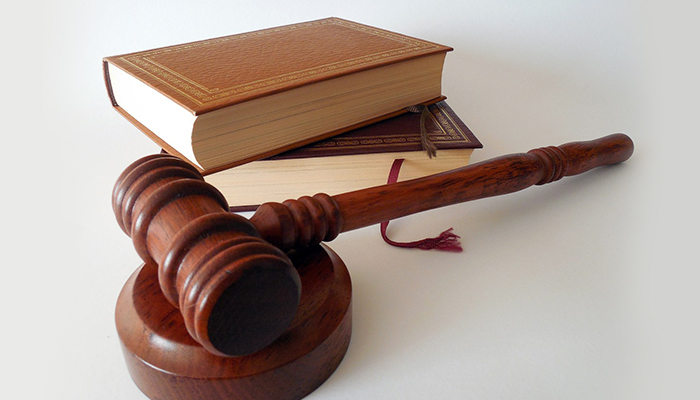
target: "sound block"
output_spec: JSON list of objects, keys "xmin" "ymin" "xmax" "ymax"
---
[{"xmin": 116, "ymin": 244, "xmax": 352, "ymax": 400}]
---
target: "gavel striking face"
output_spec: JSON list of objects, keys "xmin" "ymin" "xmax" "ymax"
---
[{"xmin": 113, "ymin": 134, "xmax": 633, "ymax": 357}]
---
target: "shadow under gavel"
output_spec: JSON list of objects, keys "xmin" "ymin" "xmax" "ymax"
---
[{"xmin": 113, "ymin": 133, "xmax": 633, "ymax": 357}]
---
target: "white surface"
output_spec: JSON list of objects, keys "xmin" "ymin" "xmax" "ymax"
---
[{"xmin": 3, "ymin": 1, "xmax": 697, "ymax": 399}]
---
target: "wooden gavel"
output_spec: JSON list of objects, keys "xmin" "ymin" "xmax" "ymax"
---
[{"xmin": 113, "ymin": 133, "xmax": 633, "ymax": 357}]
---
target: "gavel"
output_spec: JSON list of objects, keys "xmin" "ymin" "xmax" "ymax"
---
[{"xmin": 113, "ymin": 133, "xmax": 633, "ymax": 357}]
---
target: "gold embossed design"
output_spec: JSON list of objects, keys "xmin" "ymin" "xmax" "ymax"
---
[
  {"xmin": 116, "ymin": 18, "xmax": 448, "ymax": 108},
  {"xmin": 428, "ymin": 102, "xmax": 468, "ymax": 141},
  {"xmin": 292, "ymin": 102, "xmax": 473, "ymax": 155}
]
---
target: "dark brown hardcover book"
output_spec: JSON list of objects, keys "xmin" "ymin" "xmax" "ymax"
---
[
  {"xmin": 103, "ymin": 17, "xmax": 453, "ymax": 173},
  {"xmin": 204, "ymin": 101, "xmax": 482, "ymax": 210},
  {"xmin": 270, "ymin": 101, "xmax": 481, "ymax": 159}
]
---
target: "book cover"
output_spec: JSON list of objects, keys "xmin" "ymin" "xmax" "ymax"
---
[
  {"xmin": 104, "ymin": 17, "xmax": 453, "ymax": 115},
  {"xmin": 268, "ymin": 101, "xmax": 482, "ymax": 160}
]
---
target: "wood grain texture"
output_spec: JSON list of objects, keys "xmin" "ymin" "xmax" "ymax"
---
[
  {"xmin": 252, "ymin": 133, "xmax": 634, "ymax": 245},
  {"xmin": 116, "ymin": 244, "xmax": 352, "ymax": 400}
]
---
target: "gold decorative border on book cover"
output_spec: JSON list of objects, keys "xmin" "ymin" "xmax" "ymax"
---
[
  {"xmin": 301, "ymin": 102, "xmax": 472, "ymax": 154},
  {"xmin": 118, "ymin": 18, "xmax": 447, "ymax": 106}
]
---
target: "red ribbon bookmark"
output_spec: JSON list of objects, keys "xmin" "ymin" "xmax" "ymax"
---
[{"xmin": 380, "ymin": 159, "xmax": 463, "ymax": 252}]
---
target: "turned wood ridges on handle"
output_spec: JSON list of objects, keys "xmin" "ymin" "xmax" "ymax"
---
[{"xmin": 113, "ymin": 133, "xmax": 633, "ymax": 357}]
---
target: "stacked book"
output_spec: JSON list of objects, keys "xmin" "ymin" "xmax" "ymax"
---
[{"xmin": 104, "ymin": 17, "xmax": 481, "ymax": 210}]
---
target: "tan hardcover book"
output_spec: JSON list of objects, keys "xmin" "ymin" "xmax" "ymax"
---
[
  {"xmin": 204, "ymin": 101, "xmax": 482, "ymax": 210},
  {"xmin": 104, "ymin": 17, "xmax": 453, "ymax": 174}
]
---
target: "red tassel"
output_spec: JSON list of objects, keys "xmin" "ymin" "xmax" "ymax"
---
[
  {"xmin": 380, "ymin": 159, "xmax": 463, "ymax": 252},
  {"xmin": 381, "ymin": 222, "xmax": 463, "ymax": 252}
]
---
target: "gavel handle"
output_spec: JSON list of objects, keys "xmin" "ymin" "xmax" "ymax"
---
[
  {"xmin": 251, "ymin": 134, "xmax": 633, "ymax": 248},
  {"xmin": 336, "ymin": 133, "xmax": 633, "ymax": 231}
]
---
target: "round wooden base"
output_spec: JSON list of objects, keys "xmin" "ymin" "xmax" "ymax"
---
[{"xmin": 116, "ymin": 244, "xmax": 352, "ymax": 400}]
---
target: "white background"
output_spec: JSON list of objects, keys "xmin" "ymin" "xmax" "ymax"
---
[{"xmin": 3, "ymin": 1, "xmax": 697, "ymax": 399}]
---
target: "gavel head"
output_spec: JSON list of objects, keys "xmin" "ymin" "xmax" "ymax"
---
[{"xmin": 112, "ymin": 154, "xmax": 301, "ymax": 357}]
